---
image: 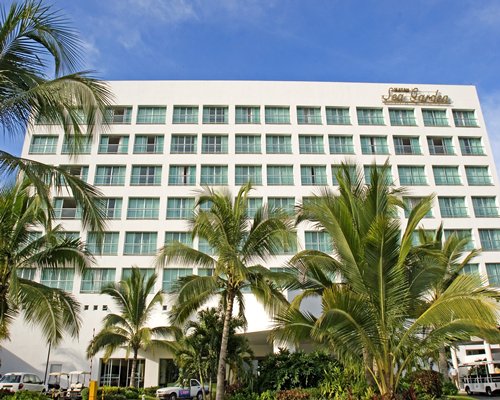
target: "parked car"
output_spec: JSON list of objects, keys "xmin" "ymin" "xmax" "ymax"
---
[
  {"xmin": 156, "ymin": 379, "xmax": 209, "ymax": 400},
  {"xmin": 0, "ymin": 372, "xmax": 46, "ymax": 393}
]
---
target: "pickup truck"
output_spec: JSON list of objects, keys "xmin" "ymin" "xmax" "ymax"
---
[{"xmin": 156, "ymin": 379, "xmax": 209, "ymax": 400}]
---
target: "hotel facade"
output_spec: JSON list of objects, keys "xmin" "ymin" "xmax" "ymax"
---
[{"xmin": 4, "ymin": 81, "xmax": 500, "ymax": 386}]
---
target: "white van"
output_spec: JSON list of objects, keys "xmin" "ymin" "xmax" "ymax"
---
[{"xmin": 0, "ymin": 373, "xmax": 46, "ymax": 393}]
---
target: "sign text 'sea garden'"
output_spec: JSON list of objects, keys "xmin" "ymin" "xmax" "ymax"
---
[{"xmin": 382, "ymin": 88, "xmax": 451, "ymax": 105}]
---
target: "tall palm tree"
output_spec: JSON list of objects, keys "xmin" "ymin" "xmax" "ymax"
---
[
  {"xmin": 0, "ymin": 179, "xmax": 92, "ymax": 343},
  {"xmin": 87, "ymin": 267, "xmax": 173, "ymax": 388},
  {"xmin": 155, "ymin": 184, "xmax": 294, "ymax": 400},
  {"xmin": 274, "ymin": 163, "xmax": 500, "ymax": 398}
]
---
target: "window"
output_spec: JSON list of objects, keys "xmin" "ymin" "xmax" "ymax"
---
[
  {"xmin": 328, "ymin": 135, "xmax": 354, "ymax": 154},
  {"xmin": 297, "ymin": 107, "xmax": 322, "ymax": 124},
  {"xmin": 41, "ymin": 269, "xmax": 74, "ymax": 291},
  {"xmin": 170, "ymin": 135, "xmax": 197, "ymax": 154},
  {"xmin": 200, "ymin": 165, "xmax": 228, "ymax": 185},
  {"xmin": 438, "ymin": 197, "xmax": 468, "ymax": 218},
  {"xmin": 95, "ymin": 166, "xmax": 126, "ymax": 186},
  {"xmin": 389, "ymin": 109, "xmax": 416, "ymax": 126},
  {"xmin": 472, "ymin": 197, "xmax": 499, "ymax": 217},
  {"xmin": 487, "ymin": 264, "xmax": 500, "ymax": 286},
  {"xmin": 267, "ymin": 166, "xmax": 294, "ymax": 185},
  {"xmin": 299, "ymin": 135, "xmax": 324, "ymax": 154},
  {"xmin": 105, "ymin": 106, "xmax": 132, "ymax": 124},
  {"xmin": 98, "ymin": 135, "xmax": 129, "ymax": 154},
  {"xmin": 163, "ymin": 268, "xmax": 192, "ymax": 292},
  {"xmin": 304, "ymin": 231, "xmax": 332, "ymax": 252},
  {"xmin": 166, "ymin": 198, "xmax": 195, "ymax": 219},
  {"xmin": 130, "ymin": 165, "xmax": 162, "ymax": 186},
  {"xmin": 265, "ymin": 107, "xmax": 290, "ymax": 124},
  {"xmin": 54, "ymin": 198, "xmax": 81, "ymax": 219},
  {"xmin": 133, "ymin": 135, "xmax": 164, "ymax": 154},
  {"xmin": 459, "ymin": 137, "xmax": 484, "ymax": 155},
  {"xmin": 81, "ymin": 268, "xmax": 116, "ymax": 293},
  {"xmin": 197, "ymin": 268, "xmax": 213, "ymax": 277},
  {"xmin": 332, "ymin": 165, "xmax": 357, "ymax": 185},
  {"xmin": 444, "ymin": 229, "xmax": 474, "ymax": 250},
  {"xmin": 29, "ymin": 136, "xmax": 58, "ymax": 154},
  {"xmin": 86, "ymin": 232, "xmax": 119, "ymax": 255},
  {"xmin": 198, "ymin": 238, "xmax": 215, "ymax": 255},
  {"xmin": 17, "ymin": 268, "xmax": 36, "ymax": 280},
  {"xmin": 360, "ymin": 136, "xmax": 389, "ymax": 154},
  {"xmin": 465, "ymin": 166, "xmax": 492, "ymax": 185},
  {"xmin": 168, "ymin": 165, "xmax": 196, "ymax": 186},
  {"xmin": 433, "ymin": 166, "xmax": 461, "ymax": 185},
  {"xmin": 98, "ymin": 198, "xmax": 122, "ymax": 219},
  {"xmin": 235, "ymin": 166, "xmax": 262, "ymax": 185},
  {"xmin": 364, "ymin": 165, "xmax": 393, "ymax": 185},
  {"xmin": 356, "ymin": 108, "xmax": 384, "ymax": 125},
  {"xmin": 123, "ymin": 232, "xmax": 158, "ymax": 255},
  {"xmin": 57, "ymin": 231, "xmax": 79, "ymax": 241},
  {"xmin": 427, "ymin": 137, "xmax": 454, "ymax": 155},
  {"xmin": 164, "ymin": 232, "xmax": 193, "ymax": 247},
  {"xmin": 202, "ymin": 135, "xmax": 228, "ymax": 153},
  {"xmin": 127, "ymin": 198, "xmax": 160, "ymax": 219},
  {"xmin": 422, "ymin": 109, "xmax": 448, "ymax": 126},
  {"xmin": 266, "ymin": 135, "xmax": 292, "ymax": 154},
  {"xmin": 136, "ymin": 106, "xmax": 166, "ymax": 124},
  {"xmin": 403, "ymin": 197, "xmax": 433, "ymax": 218},
  {"xmin": 172, "ymin": 106, "xmax": 198, "ymax": 124},
  {"xmin": 235, "ymin": 106, "xmax": 260, "ymax": 124},
  {"xmin": 122, "ymin": 268, "xmax": 155, "ymax": 288},
  {"xmin": 301, "ymin": 165, "xmax": 327, "ymax": 186},
  {"xmin": 276, "ymin": 232, "xmax": 297, "ymax": 255},
  {"xmin": 326, "ymin": 107, "xmax": 350, "ymax": 125},
  {"xmin": 60, "ymin": 165, "xmax": 89, "ymax": 182},
  {"xmin": 246, "ymin": 198, "xmax": 263, "ymax": 218},
  {"xmin": 61, "ymin": 136, "xmax": 92, "ymax": 154},
  {"xmin": 268, "ymin": 197, "xmax": 295, "ymax": 215},
  {"xmin": 453, "ymin": 110, "xmax": 478, "ymax": 127},
  {"xmin": 235, "ymin": 135, "xmax": 261, "ymax": 153},
  {"xmin": 480, "ymin": 230, "xmax": 500, "ymax": 251},
  {"xmin": 462, "ymin": 264, "xmax": 479, "ymax": 276},
  {"xmin": 203, "ymin": 106, "xmax": 228, "ymax": 124},
  {"xmin": 393, "ymin": 137, "xmax": 421, "ymax": 155},
  {"xmin": 398, "ymin": 166, "xmax": 427, "ymax": 185}
]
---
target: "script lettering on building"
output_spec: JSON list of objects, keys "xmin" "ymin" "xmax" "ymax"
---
[{"xmin": 382, "ymin": 88, "xmax": 451, "ymax": 105}]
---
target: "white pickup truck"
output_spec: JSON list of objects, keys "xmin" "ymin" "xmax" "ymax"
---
[{"xmin": 156, "ymin": 379, "xmax": 209, "ymax": 400}]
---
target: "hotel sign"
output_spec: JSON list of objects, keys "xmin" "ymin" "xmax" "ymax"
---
[{"xmin": 382, "ymin": 88, "xmax": 451, "ymax": 105}]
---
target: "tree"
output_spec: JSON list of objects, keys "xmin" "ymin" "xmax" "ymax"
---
[
  {"xmin": 87, "ymin": 267, "xmax": 172, "ymax": 387},
  {"xmin": 156, "ymin": 184, "xmax": 294, "ymax": 400},
  {"xmin": 274, "ymin": 163, "xmax": 500, "ymax": 398},
  {"xmin": 0, "ymin": 179, "xmax": 92, "ymax": 343}
]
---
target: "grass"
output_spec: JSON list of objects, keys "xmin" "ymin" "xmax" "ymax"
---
[{"xmin": 445, "ymin": 396, "xmax": 475, "ymax": 399}]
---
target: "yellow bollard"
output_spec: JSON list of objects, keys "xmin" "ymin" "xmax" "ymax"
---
[{"xmin": 89, "ymin": 380, "xmax": 98, "ymax": 400}]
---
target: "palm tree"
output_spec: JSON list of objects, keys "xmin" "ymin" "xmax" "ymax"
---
[
  {"xmin": 155, "ymin": 184, "xmax": 294, "ymax": 400},
  {"xmin": 0, "ymin": 179, "xmax": 92, "ymax": 343},
  {"xmin": 87, "ymin": 267, "xmax": 173, "ymax": 388},
  {"xmin": 274, "ymin": 163, "xmax": 500, "ymax": 398}
]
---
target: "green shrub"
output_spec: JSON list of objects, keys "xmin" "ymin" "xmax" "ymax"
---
[
  {"xmin": 441, "ymin": 380, "xmax": 458, "ymax": 396},
  {"xmin": 319, "ymin": 365, "xmax": 370, "ymax": 399},
  {"xmin": 142, "ymin": 387, "xmax": 159, "ymax": 397},
  {"xmin": 81, "ymin": 387, "xmax": 89, "ymax": 400},
  {"xmin": 2, "ymin": 392, "xmax": 49, "ymax": 400},
  {"xmin": 406, "ymin": 370, "xmax": 443, "ymax": 398},
  {"xmin": 276, "ymin": 389, "xmax": 310, "ymax": 400},
  {"xmin": 225, "ymin": 392, "xmax": 259, "ymax": 400},
  {"xmin": 259, "ymin": 390, "xmax": 276, "ymax": 400}
]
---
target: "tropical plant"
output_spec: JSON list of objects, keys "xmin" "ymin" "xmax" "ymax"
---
[
  {"xmin": 156, "ymin": 183, "xmax": 295, "ymax": 400},
  {"xmin": 273, "ymin": 162, "xmax": 500, "ymax": 398},
  {"xmin": 87, "ymin": 267, "xmax": 173, "ymax": 387},
  {"xmin": 0, "ymin": 179, "xmax": 92, "ymax": 343}
]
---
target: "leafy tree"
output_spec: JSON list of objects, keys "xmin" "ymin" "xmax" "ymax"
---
[
  {"xmin": 156, "ymin": 184, "xmax": 294, "ymax": 400},
  {"xmin": 87, "ymin": 267, "xmax": 173, "ymax": 387}
]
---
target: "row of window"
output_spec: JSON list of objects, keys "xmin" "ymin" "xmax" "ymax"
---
[
  {"xmin": 29, "ymin": 134, "xmax": 486, "ymax": 157},
  {"xmin": 36, "ymin": 106, "xmax": 479, "ymax": 127},
  {"xmin": 56, "ymin": 164, "xmax": 493, "ymax": 187}
]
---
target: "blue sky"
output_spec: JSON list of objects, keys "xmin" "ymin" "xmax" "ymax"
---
[{"xmin": 4, "ymin": 0, "xmax": 500, "ymax": 170}]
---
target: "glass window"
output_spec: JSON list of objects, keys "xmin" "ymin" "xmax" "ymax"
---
[
  {"xmin": 122, "ymin": 268, "xmax": 155, "ymax": 290},
  {"xmin": 266, "ymin": 135, "xmax": 292, "ymax": 154},
  {"xmin": 326, "ymin": 107, "xmax": 350, "ymax": 125},
  {"xmin": 61, "ymin": 136, "xmax": 92, "ymax": 154},
  {"xmin": 438, "ymin": 197, "xmax": 468, "ymax": 218},
  {"xmin": 356, "ymin": 108, "xmax": 384, "ymax": 125},
  {"xmin": 235, "ymin": 135, "xmax": 261, "ymax": 153},
  {"xmin": 487, "ymin": 264, "xmax": 500, "ymax": 286},
  {"xmin": 235, "ymin": 166, "xmax": 262, "ymax": 185},
  {"xmin": 472, "ymin": 197, "xmax": 499, "ymax": 217},
  {"xmin": 105, "ymin": 106, "xmax": 132, "ymax": 124},
  {"xmin": 444, "ymin": 229, "xmax": 474, "ymax": 250},
  {"xmin": 480, "ymin": 230, "xmax": 500, "ymax": 251},
  {"xmin": 130, "ymin": 165, "xmax": 162, "ymax": 186},
  {"xmin": 398, "ymin": 166, "xmax": 427, "ymax": 185},
  {"xmin": 202, "ymin": 106, "xmax": 228, "ymax": 124},
  {"xmin": 98, "ymin": 135, "xmax": 129, "ymax": 154},
  {"xmin": 54, "ymin": 198, "xmax": 81, "ymax": 219},
  {"xmin": 98, "ymin": 198, "xmax": 122, "ymax": 219},
  {"xmin": 17, "ymin": 268, "xmax": 36, "ymax": 280},
  {"xmin": 60, "ymin": 165, "xmax": 89, "ymax": 182},
  {"xmin": 332, "ymin": 165, "xmax": 357, "ymax": 185},
  {"xmin": 459, "ymin": 137, "xmax": 484, "ymax": 155},
  {"xmin": 304, "ymin": 231, "xmax": 332, "ymax": 252},
  {"xmin": 201, "ymin": 135, "xmax": 228, "ymax": 153},
  {"xmin": 453, "ymin": 110, "xmax": 478, "ymax": 127},
  {"xmin": 364, "ymin": 165, "xmax": 393, "ymax": 185},
  {"xmin": 393, "ymin": 137, "xmax": 421, "ymax": 155},
  {"xmin": 276, "ymin": 232, "xmax": 297, "ymax": 255},
  {"xmin": 422, "ymin": 109, "xmax": 448, "ymax": 126},
  {"xmin": 268, "ymin": 197, "xmax": 295, "ymax": 215},
  {"xmin": 200, "ymin": 165, "xmax": 228, "ymax": 185},
  {"xmin": 137, "ymin": 106, "xmax": 166, "ymax": 124},
  {"xmin": 265, "ymin": 107, "xmax": 290, "ymax": 124},
  {"xmin": 29, "ymin": 136, "xmax": 58, "ymax": 154},
  {"xmin": 427, "ymin": 137, "xmax": 454, "ymax": 155},
  {"xmin": 433, "ymin": 166, "xmax": 461, "ymax": 185},
  {"xmin": 465, "ymin": 166, "xmax": 492, "ymax": 185},
  {"xmin": 360, "ymin": 136, "xmax": 389, "ymax": 154},
  {"xmin": 168, "ymin": 165, "xmax": 196, "ymax": 186},
  {"xmin": 41, "ymin": 269, "xmax": 74, "ymax": 291},
  {"xmin": 86, "ymin": 232, "xmax": 119, "ymax": 255},
  {"xmin": 235, "ymin": 106, "xmax": 260, "ymax": 124},
  {"xmin": 80, "ymin": 268, "xmax": 116, "ymax": 293},
  {"xmin": 403, "ymin": 197, "xmax": 433, "ymax": 218},
  {"xmin": 297, "ymin": 107, "xmax": 322, "ymax": 124},
  {"xmin": 198, "ymin": 238, "xmax": 215, "ymax": 255},
  {"xmin": 172, "ymin": 106, "xmax": 198, "ymax": 124},
  {"xmin": 164, "ymin": 232, "xmax": 193, "ymax": 247},
  {"xmin": 166, "ymin": 198, "xmax": 195, "ymax": 219},
  {"xmin": 299, "ymin": 135, "xmax": 324, "ymax": 154},
  {"xmin": 127, "ymin": 198, "xmax": 160, "ymax": 219},
  {"xmin": 163, "ymin": 268, "xmax": 192, "ymax": 292},
  {"xmin": 170, "ymin": 135, "xmax": 197, "ymax": 154},
  {"xmin": 328, "ymin": 135, "xmax": 354, "ymax": 154},
  {"xmin": 462, "ymin": 264, "xmax": 479, "ymax": 276},
  {"xmin": 389, "ymin": 109, "xmax": 416, "ymax": 126},
  {"xmin": 197, "ymin": 268, "xmax": 213, "ymax": 277},
  {"xmin": 267, "ymin": 165, "xmax": 294, "ymax": 185},
  {"xmin": 123, "ymin": 232, "xmax": 157, "ymax": 255},
  {"xmin": 246, "ymin": 198, "xmax": 263, "ymax": 218},
  {"xmin": 133, "ymin": 135, "xmax": 164, "ymax": 154},
  {"xmin": 301, "ymin": 165, "xmax": 327, "ymax": 186}
]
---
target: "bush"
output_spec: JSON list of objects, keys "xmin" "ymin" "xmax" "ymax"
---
[
  {"xmin": 276, "ymin": 389, "xmax": 310, "ymax": 400},
  {"xmin": 142, "ymin": 387, "xmax": 159, "ymax": 397},
  {"xmin": 441, "ymin": 380, "xmax": 458, "ymax": 396},
  {"xmin": 319, "ymin": 365, "xmax": 372, "ymax": 399},
  {"xmin": 406, "ymin": 370, "xmax": 443, "ymax": 398},
  {"xmin": 2, "ymin": 393, "xmax": 49, "ymax": 400},
  {"xmin": 81, "ymin": 388, "xmax": 89, "ymax": 400},
  {"xmin": 259, "ymin": 390, "xmax": 276, "ymax": 400}
]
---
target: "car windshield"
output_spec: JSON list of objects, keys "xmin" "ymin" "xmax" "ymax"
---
[{"xmin": 0, "ymin": 375, "xmax": 21, "ymax": 383}]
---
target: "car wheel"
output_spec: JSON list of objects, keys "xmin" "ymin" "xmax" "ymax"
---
[
  {"xmin": 197, "ymin": 392, "xmax": 203, "ymax": 400},
  {"xmin": 465, "ymin": 386, "xmax": 472, "ymax": 395},
  {"xmin": 486, "ymin": 386, "xmax": 493, "ymax": 396},
  {"xmin": 169, "ymin": 394, "xmax": 177, "ymax": 400}
]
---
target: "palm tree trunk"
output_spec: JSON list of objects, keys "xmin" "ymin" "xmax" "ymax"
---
[
  {"xmin": 438, "ymin": 347, "xmax": 449, "ymax": 380},
  {"xmin": 362, "ymin": 348, "xmax": 376, "ymax": 387},
  {"xmin": 215, "ymin": 293, "xmax": 234, "ymax": 400},
  {"xmin": 129, "ymin": 348, "xmax": 138, "ymax": 387}
]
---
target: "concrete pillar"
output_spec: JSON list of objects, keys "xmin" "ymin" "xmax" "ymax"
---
[
  {"xmin": 484, "ymin": 341, "xmax": 494, "ymax": 373},
  {"xmin": 450, "ymin": 346, "xmax": 459, "ymax": 369}
]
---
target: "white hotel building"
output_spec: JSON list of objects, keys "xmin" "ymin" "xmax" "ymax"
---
[{"xmin": 4, "ymin": 80, "xmax": 500, "ymax": 386}]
